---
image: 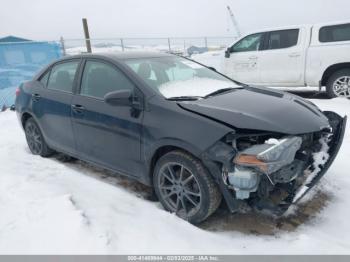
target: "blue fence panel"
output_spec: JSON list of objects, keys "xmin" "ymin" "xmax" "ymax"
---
[{"xmin": 0, "ymin": 41, "xmax": 62, "ymax": 108}]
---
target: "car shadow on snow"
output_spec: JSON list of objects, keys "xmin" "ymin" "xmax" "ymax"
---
[{"xmin": 54, "ymin": 154, "xmax": 332, "ymax": 236}]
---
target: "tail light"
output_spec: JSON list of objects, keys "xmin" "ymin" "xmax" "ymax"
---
[{"xmin": 15, "ymin": 87, "xmax": 20, "ymax": 97}]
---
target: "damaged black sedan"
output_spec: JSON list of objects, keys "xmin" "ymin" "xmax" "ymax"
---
[{"xmin": 15, "ymin": 52, "xmax": 347, "ymax": 224}]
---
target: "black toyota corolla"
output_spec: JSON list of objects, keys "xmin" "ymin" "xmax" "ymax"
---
[{"xmin": 15, "ymin": 52, "xmax": 346, "ymax": 223}]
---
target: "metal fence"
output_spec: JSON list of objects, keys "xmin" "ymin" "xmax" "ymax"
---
[{"xmin": 62, "ymin": 36, "xmax": 235, "ymax": 55}]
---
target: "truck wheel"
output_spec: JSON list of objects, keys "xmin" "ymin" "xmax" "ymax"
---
[
  {"xmin": 326, "ymin": 69, "xmax": 350, "ymax": 98},
  {"xmin": 153, "ymin": 150, "xmax": 222, "ymax": 224},
  {"xmin": 25, "ymin": 118, "xmax": 54, "ymax": 157}
]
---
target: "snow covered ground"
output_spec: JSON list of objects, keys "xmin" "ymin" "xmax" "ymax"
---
[{"xmin": 0, "ymin": 97, "xmax": 349, "ymax": 254}]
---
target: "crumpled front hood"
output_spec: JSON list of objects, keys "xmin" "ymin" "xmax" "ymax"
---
[{"xmin": 179, "ymin": 86, "xmax": 330, "ymax": 135}]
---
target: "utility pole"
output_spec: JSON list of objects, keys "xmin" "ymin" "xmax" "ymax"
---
[
  {"xmin": 168, "ymin": 38, "xmax": 171, "ymax": 52},
  {"xmin": 60, "ymin": 36, "xmax": 66, "ymax": 56},
  {"xmin": 82, "ymin": 18, "xmax": 92, "ymax": 53},
  {"xmin": 120, "ymin": 38, "xmax": 125, "ymax": 51}
]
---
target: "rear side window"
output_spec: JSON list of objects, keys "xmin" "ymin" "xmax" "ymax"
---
[
  {"xmin": 266, "ymin": 29, "xmax": 299, "ymax": 50},
  {"xmin": 80, "ymin": 60, "xmax": 134, "ymax": 99},
  {"xmin": 319, "ymin": 23, "xmax": 350, "ymax": 43},
  {"xmin": 47, "ymin": 61, "xmax": 79, "ymax": 93}
]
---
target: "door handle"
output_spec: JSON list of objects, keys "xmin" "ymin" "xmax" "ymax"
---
[
  {"xmin": 71, "ymin": 104, "xmax": 85, "ymax": 113},
  {"xmin": 31, "ymin": 93, "xmax": 41, "ymax": 101},
  {"xmin": 289, "ymin": 53, "xmax": 301, "ymax": 58},
  {"xmin": 249, "ymin": 56, "xmax": 258, "ymax": 60}
]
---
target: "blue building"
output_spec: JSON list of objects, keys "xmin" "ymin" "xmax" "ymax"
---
[{"xmin": 0, "ymin": 36, "xmax": 62, "ymax": 108}]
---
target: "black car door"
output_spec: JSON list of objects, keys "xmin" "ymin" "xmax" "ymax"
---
[
  {"xmin": 71, "ymin": 59, "xmax": 144, "ymax": 177},
  {"xmin": 32, "ymin": 59, "xmax": 80, "ymax": 154}
]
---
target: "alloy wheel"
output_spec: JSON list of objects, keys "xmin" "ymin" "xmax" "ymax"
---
[
  {"xmin": 157, "ymin": 162, "xmax": 202, "ymax": 218},
  {"xmin": 333, "ymin": 76, "xmax": 350, "ymax": 97},
  {"xmin": 25, "ymin": 122, "xmax": 43, "ymax": 154}
]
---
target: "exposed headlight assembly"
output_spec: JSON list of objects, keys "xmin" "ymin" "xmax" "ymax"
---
[
  {"xmin": 233, "ymin": 136, "xmax": 302, "ymax": 174},
  {"xmin": 228, "ymin": 136, "xmax": 302, "ymax": 200}
]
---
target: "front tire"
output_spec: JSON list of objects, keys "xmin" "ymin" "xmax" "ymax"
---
[
  {"xmin": 153, "ymin": 150, "xmax": 222, "ymax": 224},
  {"xmin": 24, "ymin": 118, "xmax": 54, "ymax": 157},
  {"xmin": 326, "ymin": 69, "xmax": 350, "ymax": 98}
]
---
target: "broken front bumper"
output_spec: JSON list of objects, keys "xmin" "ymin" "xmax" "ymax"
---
[
  {"xmin": 291, "ymin": 112, "xmax": 347, "ymax": 205},
  {"xmin": 268, "ymin": 111, "xmax": 348, "ymax": 215},
  {"xmin": 202, "ymin": 111, "xmax": 347, "ymax": 215}
]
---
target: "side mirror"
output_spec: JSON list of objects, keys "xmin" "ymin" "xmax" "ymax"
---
[
  {"xmin": 104, "ymin": 89, "xmax": 132, "ymax": 106},
  {"xmin": 225, "ymin": 48, "xmax": 231, "ymax": 58}
]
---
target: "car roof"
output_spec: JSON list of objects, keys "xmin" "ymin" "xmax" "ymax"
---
[{"xmin": 64, "ymin": 51, "xmax": 174, "ymax": 62}]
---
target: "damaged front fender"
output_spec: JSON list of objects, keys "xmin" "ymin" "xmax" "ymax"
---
[{"xmin": 201, "ymin": 138, "xmax": 244, "ymax": 213}]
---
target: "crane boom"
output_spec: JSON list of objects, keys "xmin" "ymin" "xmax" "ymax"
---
[{"xmin": 226, "ymin": 5, "xmax": 241, "ymax": 38}]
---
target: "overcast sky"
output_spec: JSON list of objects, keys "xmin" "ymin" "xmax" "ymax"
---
[{"xmin": 1, "ymin": 0, "xmax": 349, "ymax": 40}]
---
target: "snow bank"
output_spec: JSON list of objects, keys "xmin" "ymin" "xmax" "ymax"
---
[{"xmin": 0, "ymin": 97, "xmax": 349, "ymax": 254}]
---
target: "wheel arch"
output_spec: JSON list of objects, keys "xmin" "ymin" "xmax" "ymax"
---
[
  {"xmin": 321, "ymin": 63, "xmax": 350, "ymax": 86},
  {"xmin": 21, "ymin": 112, "xmax": 34, "ymax": 128},
  {"xmin": 147, "ymin": 140, "xmax": 203, "ymax": 186},
  {"xmin": 20, "ymin": 112, "xmax": 48, "ymax": 143}
]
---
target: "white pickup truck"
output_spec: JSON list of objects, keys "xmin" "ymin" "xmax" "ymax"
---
[{"xmin": 222, "ymin": 21, "xmax": 350, "ymax": 98}]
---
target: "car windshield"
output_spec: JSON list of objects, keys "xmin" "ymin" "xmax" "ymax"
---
[{"xmin": 124, "ymin": 56, "xmax": 240, "ymax": 99}]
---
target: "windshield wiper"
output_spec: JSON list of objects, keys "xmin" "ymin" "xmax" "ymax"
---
[
  {"xmin": 167, "ymin": 96, "xmax": 203, "ymax": 101},
  {"xmin": 204, "ymin": 87, "xmax": 235, "ymax": 98}
]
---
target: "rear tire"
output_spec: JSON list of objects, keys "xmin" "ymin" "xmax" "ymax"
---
[
  {"xmin": 153, "ymin": 150, "xmax": 222, "ymax": 224},
  {"xmin": 24, "ymin": 118, "xmax": 54, "ymax": 157},
  {"xmin": 326, "ymin": 69, "xmax": 350, "ymax": 98}
]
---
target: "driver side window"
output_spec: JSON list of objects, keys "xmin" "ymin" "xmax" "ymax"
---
[{"xmin": 231, "ymin": 33, "xmax": 263, "ymax": 53}]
